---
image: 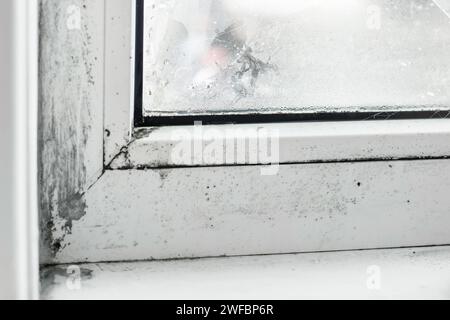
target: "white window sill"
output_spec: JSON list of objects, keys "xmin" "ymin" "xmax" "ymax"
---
[{"xmin": 41, "ymin": 246, "xmax": 450, "ymax": 300}]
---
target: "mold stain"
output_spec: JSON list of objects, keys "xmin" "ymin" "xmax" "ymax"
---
[
  {"xmin": 39, "ymin": 0, "xmax": 102, "ymax": 261},
  {"xmin": 158, "ymin": 170, "xmax": 170, "ymax": 188}
]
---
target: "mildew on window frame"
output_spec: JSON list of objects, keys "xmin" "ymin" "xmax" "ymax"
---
[
  {"xmin": 105, "ymin": 0, "xmax": 450, "ymax": 170},
  {"xmin": 39, "ymin": 0, "xmax": 450, "ymax": 266}
]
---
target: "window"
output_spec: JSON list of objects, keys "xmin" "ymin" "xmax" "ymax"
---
[
  {"xmin": 39, "ymin": 0, "xmax": 450, "ymax": 267},
  {"xmin": 135, "ymin": 0, "xmax": 450, "ymax": 126}
]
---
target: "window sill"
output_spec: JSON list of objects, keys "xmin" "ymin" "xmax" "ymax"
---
[{"xmin": 41, "ymin": 245, "xmax": 450, "ymax": 300}]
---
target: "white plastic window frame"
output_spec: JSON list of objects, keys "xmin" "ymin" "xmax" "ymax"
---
[
  {"xmin": 42, "ymin": 0, "xmax": 450, "ymax": 265},
  {"xmin": 0, "ymin": 0, "xmax": 39, "ymax": 299},
  {"xmin": 104, "ymin": 0, "xmax": 450, "ymax": 170},
  {"xmin": 41, "ymin": 0, "xmax": 450, "ymax": 264}
]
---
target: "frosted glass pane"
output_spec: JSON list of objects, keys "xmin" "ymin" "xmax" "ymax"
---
[{"xmin": 142, "ymin": 0, "xmax": 450, "ymax": 116}]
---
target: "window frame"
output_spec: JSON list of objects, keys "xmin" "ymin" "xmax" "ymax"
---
[
  {"xmin": 39, "ymin": 0, "xmax": 450, "ymax": 265},
  {"xmin": 105, "ymin": 0, "xmax": 450, "ymax": 169},
  {"xmin": 1, "ymin": 0, "xmax": 39, "ymax": 299}
]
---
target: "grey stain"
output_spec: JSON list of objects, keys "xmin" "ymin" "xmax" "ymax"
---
[
  {"xmin": 39, "ymin": 0, "xmax": 101, "ymax": 261},
  {"xmin": 58, "ymin": 191, "xmax": 88, "ymax": 231},
  {"xmin": 133, "ymin": 127, "xmax": 159, "ymax": 139}
]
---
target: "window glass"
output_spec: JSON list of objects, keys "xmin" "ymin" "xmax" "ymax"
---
[{"xmin": 142, "ymin": 0, "xmax": 450, "ymax": 116}]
